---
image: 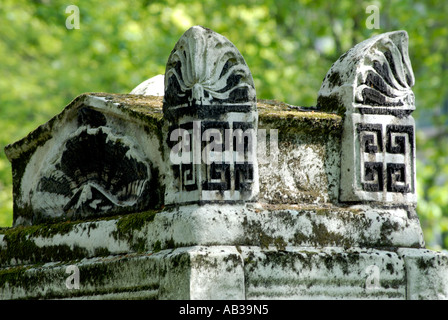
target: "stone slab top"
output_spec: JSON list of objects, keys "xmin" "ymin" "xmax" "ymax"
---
[
  {"xmin": 4, "ymin": 92, "xmax": 342, "ymax": 162},
  {"xmin": 89, "ymin": 93, "xmax": 343, "ymax": 124}
]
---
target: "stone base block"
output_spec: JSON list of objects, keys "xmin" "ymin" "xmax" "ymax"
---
[
  {"xmin": 242, "ymin": 246, "xmax": 406, "ymax": 299},
  {"xmin": 398, "ymin": 248, "xmax": 448, "ymax": 300},
  {"xmin": 1, "ymin": 246, "xmax": 446, "ymax": 300}
]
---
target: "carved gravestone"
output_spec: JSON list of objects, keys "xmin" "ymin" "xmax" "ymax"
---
[
  {"xmin": 318, "ymin": 30, "xmax": 416, "ymax": 204},
  {"xmin": 163, "ymin": 26, "xmax": 258, "ymax": 205},
  {"xmin": 4, "ymin": 94, "xmax": 163, "ymax": 226}
]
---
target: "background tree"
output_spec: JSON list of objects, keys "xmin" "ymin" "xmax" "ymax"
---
[{"xmin": 1, "ymin": 0, "xmax": 447, "ymax": 249}]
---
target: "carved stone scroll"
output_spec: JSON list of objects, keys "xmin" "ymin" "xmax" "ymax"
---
[
  {"xmin": 317, "ymin": 31, "xmax": 416, "ymax": 204},
  {"xmin": 163, "ymin": 26, "xmax": 258, "ymax": 205}
]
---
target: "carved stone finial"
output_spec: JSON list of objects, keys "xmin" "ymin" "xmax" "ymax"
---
[
  {"xmin": 163, "ymin": 26, "xmax": 256, "ymax": 118},
  {"xmin": 318, "ymin": 30, "xmax": 415, "ymax": 117},
  {"xmin": 163, "ymin": 26, "xmax": 258, "ymax": 205},
  {"xmin": 318, "ymin": 31, "xmax": 416, "ymax": 204}
]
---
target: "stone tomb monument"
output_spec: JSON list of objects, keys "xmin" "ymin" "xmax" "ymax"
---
[{"xmin": 1, "ymin": 27, "xmax": 447, "ymax": 300}]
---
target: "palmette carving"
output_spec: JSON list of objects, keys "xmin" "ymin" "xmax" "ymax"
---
[
  {"xmin": 354, "ymin": 33, "xmax": 415, "ymax": 107},
  {"xmin": 34, "ymin": 126, "xmax": 150, "ymax": 218},
  {"xmin": 164, "ymin": 26, "xmax": 256, "ymax": 120},
  {"xmin": 318, "ymin": 30, "xmax": 415, "ymax": 117},
  {"xmin": 318, "ymin": 31, "xmax": 417, "ymax": 204}
]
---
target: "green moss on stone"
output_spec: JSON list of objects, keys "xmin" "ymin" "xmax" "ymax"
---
[
  {"xmin": 93, "ymin": 247, "xmax": 112, "ymax": 257},
  {"xmin": 316, "ymin": 93, "xmax": 346, "ymax": 117},
  {"xmin": 0, "ymin": 265, "xmax": 31, "ymax": 289},
  {"xmin": 170, "ymin": 252, "xmax": 191, "ymax": 269},
  {"xmin": 111, "ymin": 210, "xmax": 159, "ymax": 253},
  {"xmin": 0, "ymin": 227, "xmax": 90, "ymax": 265},
  {"xmin": 114, "ymin": 210, "xmax": 157, "ymax": 238},
  {"xmin": 273, "ymin": 237, "xmax": 287, "ymax": 251},
  {"xmin": 153, "ymin": 240, "xmax": 162, "ymax": 253},
  {"xmin": 311, "ymin": 222, "xmax": 348, "ymax": 247},
  {"xmin": 0, "ymin": 216, "xmax": 129, "ymax": 266},
  {"xmin": 379, "ymin": 219, "xmax": 401, "ymax": 246},
  {"xmin": 416, "ymin": 257, "xmax": 434, "ymax": 270},
  {"xmin": 257, "ymin": 99, "xmax": 342, "ymax": 136}
]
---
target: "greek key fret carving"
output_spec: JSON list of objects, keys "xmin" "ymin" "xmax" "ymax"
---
[
  {"xmin": 358, "ymin": 123, "xmax": 414, "ymax": 194},
  {"xmin": 386, "ymin": 125, "xmax": 414, "ymax": 154},
  {"xmin": 362, "ymin": 162, "xmax": 384, "ymax": 192},
  {"xmin": 387, "ymin": 163, "xmax": 410, "ymax": 193}
]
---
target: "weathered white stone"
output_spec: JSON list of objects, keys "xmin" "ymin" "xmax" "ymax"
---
[
  {"xmin": 4, "ymin": 94, "xmax": 343, "ymax": 226},
  {"xmin": 164, "ymin": 26, "xmax": 256, "ymax": 109},
  {"xmin": 130, "ymin": 74, "xmax": 165, "ymax": 96},
  {"xmin": 1, "ymin": 246, "xmax": 418, "ymax": 300},
  {"xmin": 159, "ymin": 246, "xmax": 245, "ymax": 299},
  {"xmin": 31, "ymin": 219, "xmax": 131, "ymax": 256},
  {"xmin": 398, "ymin": 248, "xmax": 448, "ymax": 300},
  {"xmin": 241, "ymin": 246, "xmax": 406, "ymax": 299},
  {"xmin": 318, "ymin": 31, "xmax": 414, "ymax": 115},
  {"xmin": 339, "ymin": 112, "xmax": 416, "ymax": 203},
  {"xmin": 0, "ymin": 203, "xmax": 425, "ymax": 267},
  {"xmin": 131, "ymin": 81, "xmax": 341, "ymax": 205},
  {"xmin": 257, "ymin": 126, "xmax": 341, "ymax": 204},
  {"xmin": 0, "ymin": 252, "xmax": 161, "ymax": 300},
  {"xmin": 0, "ymin": 246, "xmax": 245, "ymax": 300},
  {"xmin": 147, "ymin": 204, "xmax": 424, "ymax": 249}
]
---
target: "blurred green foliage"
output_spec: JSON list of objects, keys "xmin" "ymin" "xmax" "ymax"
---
[{"xmin": 0, "ymin": 0, "xmax": 447, "ymax": 249}]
